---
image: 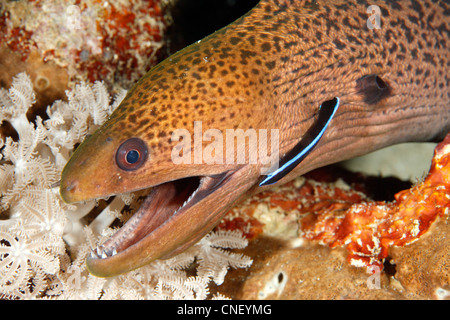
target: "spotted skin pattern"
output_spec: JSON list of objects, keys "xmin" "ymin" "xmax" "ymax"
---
[
  {"xmin": 102, "ymin": 0, "xmax": 448, "ymax": 159},
  {"xmin": 60, "ymin": 0, "xmax": 449, "ymax": 276}
]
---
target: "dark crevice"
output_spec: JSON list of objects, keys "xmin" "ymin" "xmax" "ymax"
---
[
  {"xmin": 167, "ymin": 0, "xmax": 259, "ymax": 53},
  {"xmin": 383, "ymin": 256, "xmax": 397, "ymax": 277}
]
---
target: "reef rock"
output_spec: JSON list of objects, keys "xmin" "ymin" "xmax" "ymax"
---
[
  {"xmin": 216, "ymin": 132, "xmax": 450, "ymax": 299},
  {"xmin": 0, "ymin": 0, "xmax": 171, "ymax": 100},
  {"xmin": 391, "ymin": 218, "xmax": 450, "ymax": 299}
]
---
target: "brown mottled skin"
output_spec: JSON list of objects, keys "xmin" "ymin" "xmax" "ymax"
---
[{"xmin": 60, "ymin": 0, "xmax": 449, "ymax": 276}]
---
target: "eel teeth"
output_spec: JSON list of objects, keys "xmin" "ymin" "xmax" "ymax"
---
[
  {"xmin": 90, "ymin": 250, "xmax": 98, "ymax": 259},
  {"xmin": 90, "ymin": 245, "xmax": 118, "ymax": 259},
  {"xmin": 176, "ymin": 177, "xmax": 203, "ymax": 214},
  {"xmin": 183, "ymin": 188, "xmax": 198, "ymax": 207}
]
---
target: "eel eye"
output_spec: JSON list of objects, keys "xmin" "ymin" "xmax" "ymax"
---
[{"xmin": 116, "ymin": 138, "xmax": 148, "ymax": 171}]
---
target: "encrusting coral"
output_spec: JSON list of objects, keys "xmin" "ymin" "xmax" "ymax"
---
[
  {"xmin": 0, "ymin": 73, "xmax": 252, "ymax": 299},
  {"xmin": 214, "ymin": 132, "xmax": 450, "ymax": 299},
  {"xmin": 0, "ymin": 0, "xmax": 172, "ymax": 124},
  {"xmin": 217, "ymin": 131, "xmax": 450, "ymax": 269},
  {"xmin": 0, "ymin": 0, "xmax": 170, "ymax": 88}
]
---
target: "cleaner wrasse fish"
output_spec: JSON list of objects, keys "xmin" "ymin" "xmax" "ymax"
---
[{"xmin": 60, "ymin": 0, "xmax": 449, "ymax": 277}]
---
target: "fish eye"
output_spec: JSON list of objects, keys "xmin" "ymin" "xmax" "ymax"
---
[
  {"xmin": 126, "ymin": 150, "xmax": 140, "ymax": 164},
  {"xmin": 116, "ymin": 138, "xmax": 148, "ymax": 171}
]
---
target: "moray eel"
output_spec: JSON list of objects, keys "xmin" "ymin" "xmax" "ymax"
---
[{"xmin": 60, "ymin": 0, "xmax": 449, "ymax": 277}]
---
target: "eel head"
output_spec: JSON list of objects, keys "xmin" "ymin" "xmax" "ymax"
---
[
  {"xmin": 59, "ymin": 34, "xmax": 277, "ymax": 276},
  {"xmin": 59, "ymin": 116, "xmax": 264, "ymax": 276}
]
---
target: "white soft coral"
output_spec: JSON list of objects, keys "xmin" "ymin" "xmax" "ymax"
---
[{"xmin": 0, "ymin": 72, "xmax": 121, "ymax": 297}]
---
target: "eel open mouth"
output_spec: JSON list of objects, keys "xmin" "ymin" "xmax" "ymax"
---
[{"xmin": 86, "ymin": 171, "xmax": 238, "ymax": 277}]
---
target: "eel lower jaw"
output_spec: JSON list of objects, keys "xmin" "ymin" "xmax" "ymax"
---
[{"xmin": 86, "ymin": 171, "xmax": 238, "ymax": 277}]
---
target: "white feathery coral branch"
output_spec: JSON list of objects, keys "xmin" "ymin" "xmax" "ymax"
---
[{"xmin": 8, "ymin": 72, "xmax": 36, "ymax": 114}]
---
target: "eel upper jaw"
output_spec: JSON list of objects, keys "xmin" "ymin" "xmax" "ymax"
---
[{"xmin": 86, "ymin": 167, "xmax": 255, "ymax": 277}]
